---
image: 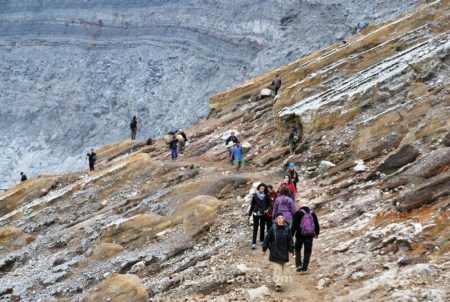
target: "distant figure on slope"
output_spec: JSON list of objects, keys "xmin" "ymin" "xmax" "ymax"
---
[
  {"xmin": 287, "ymin": 162, "xmax": 299, "ymax": 191},
  {"xmin": 87, "ymin": 149, "xmax": 97, "ymax": 172},
  {"xmin": 177, "ymin": 130, "xmax": 188, "ymax": 155},
  {"xmin": 232, "ymin": 141, "xmax": 243, "ymax": 173},
  {"xmin": 266, "ymin": 185, "xmax": 277, "ymax": 233},
  {"xmin": 287, "ymin": 127, "xmax": 300, "ymax": 155},
  {"xmin": 272, "ymin": 187, "xmax": 296, "ymax": 226},
  {"xmin": 272, "ymin": 74, "xmax": 282, "ymax": 96},
  {"xmin": 291, "ymin": 203, "xmax": 320, "ymax": 274},
  {"xmin": 225, "ymin": 131, "xmax": 239, "ymax": 164},
  {"xmin": 20, "ymin": 172, "xmax": 27, "ymax": 182},
  {"xmin": 130, "ymin": 116, "xmax": 138, "ymax": 140},
  {"xmin": 169, "ymin": 134, "xmax": 178, "ymax": 161},
  {"xmin": 262, "ymin": 213, "xmax": 293, "ymax": 293},
  {"xmin": 248, "ymin": 183, "xmax": 271, "ymax": 250}
]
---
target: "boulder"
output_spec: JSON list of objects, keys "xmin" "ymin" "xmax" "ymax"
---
[
  {"xmin": 247, "ymin": 285, "xmax": 270, "ymax": 300},
  {"xmin": 260, "ymin": 88, "xmax": 272, "ymax": 97},
  {"xmin": 83, "ymin": 274, "xmax": 148, "ymax": 302},
  {"xmin": 0, "ymin": 226, "xmax": 34, "ymax": 252},
  {"xmin": 353, "ymin": 160, "xmax": 368, "ymax": 172},
  {"xmin": 377, "ymin": 144, "xmax": 420, "ymax": 174},
  {"xmin": 91, "ymin": 242, "xmax": 124, "ymax": 261},
  {"xmin": 318, "ymin": 160, "xmax": 336, "ymax": 172},
  {"xmin": 395, "ymin": 171, "xmax": 450, "ymax": 212}
]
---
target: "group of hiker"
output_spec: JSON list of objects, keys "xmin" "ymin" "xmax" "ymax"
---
[
  {"xmin": 166, "ymin": 130, "xmax": 188, "ymax": 161},
  {"xmin": 248, "ymin": 162, "xmax": 320, "ymax": 292}
]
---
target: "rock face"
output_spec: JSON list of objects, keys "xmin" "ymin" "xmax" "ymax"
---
[
  {"xmin": 83, "ymin": 274, "xmax": 148, "ymax": 302},
  {"xmin": 1, "ymin": 1, "xmax": 449, "ymax": 302},
  {"xmin": 0, "ymin": 0, "xmax": 419, "ymax": 188}
]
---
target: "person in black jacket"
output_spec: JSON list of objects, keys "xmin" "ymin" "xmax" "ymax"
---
[
  {"xmin": 225, "ymin": 132, "xmax": 239, "ymax": 164},
  {"xmin": 130, "ymin": 116, "xmax": 138, "ymax": 140},
  {"xmin": 86, "ymin": 149, "xmax": 97, "ymax": 172},
  {"xmin": 169, "ymin": 135, "xmax": 178, "ymax": 160},
  {"xmin": 262, "ymin": 213, "xmax": 293, "ymax": 292},
  {"xmin": 248, "ymin": 183, "xmax": 271, "ymax": 249},
  {"xmin": 20, "ymin": 172, "xmax": 27, "ymax": 182},
  {"xmin": 272, "ymin": 74, "xmax": 282, "ymax": 95},
  {"xmin": 291, "ymin": 204, "xmax": 320, "ymax": 274}
]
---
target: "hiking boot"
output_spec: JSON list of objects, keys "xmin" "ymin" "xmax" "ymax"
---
[
  {"xmin": 275, "ymin": 286, "xmax": 281, "ymax": 292},
  {"xmin": 300, "ymin": 270, "xmax": 309, "ymax": 275},
  {"xmin": 251, "ymin": 244, "xmax": 256, "ymax": 250},
  {"xmin": 296, "ymin": 266, "xmax": 302, "ymax": 272}
]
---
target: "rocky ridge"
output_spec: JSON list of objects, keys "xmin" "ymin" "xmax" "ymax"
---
[
  {"xmin": 0, "ymin": 0, "xmax": 419, "ymax": 188},
  {"xmin": 0, "ymin": 1, "xmax": 449, "ymax": 301}
]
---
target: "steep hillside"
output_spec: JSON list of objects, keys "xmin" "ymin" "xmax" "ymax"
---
[
  {"xmin": 0, "ymin": 0, "xmax": 419, "ymax": 188},
  {"xmin": 1, "ymin": 1, "xmax": 449, "ymax": 301}
]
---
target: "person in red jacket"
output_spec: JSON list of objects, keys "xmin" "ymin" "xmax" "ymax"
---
[
  {"xmin": 278, "ymin": 175, "xmax": 297, "ymax": 200},
  {"xmin": 265, "ymin": 185, "xmax": 277, "ymax": 233}
]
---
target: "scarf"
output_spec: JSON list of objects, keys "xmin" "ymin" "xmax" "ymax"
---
[{"xmin": 255, "ymin": 191, "xmax": 266, "ymax": 200}]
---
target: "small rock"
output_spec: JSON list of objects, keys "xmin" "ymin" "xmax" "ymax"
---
[
  {"xmin": 318, "ymin": 160, "xmax": 336, "ymax": 172},
  {"xmin": 260, "ymin": 88, "xmax": 272, "ymax": 97},
  {"xmin": 353, "ymin": 160, "xmax": 368, "ymax": 172},
  {"xmin": 236, "ymin": 264, "xmax": 251, "ymax": 274},
  {"xmin": 247, "ymin": 285, "xmax": 270, "ymax": 300}
]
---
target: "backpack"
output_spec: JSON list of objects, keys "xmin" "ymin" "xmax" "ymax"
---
[
  {"xmin": 299, "ymin": 209, "xmax": 315, "ymax": 236},
  {"xmin": 92, "ymin": 154, "xmax": 97, "ymax": 162},
  {"xmin": 292, "ymin": 135, "xmax": 299, "ymax": 143}
]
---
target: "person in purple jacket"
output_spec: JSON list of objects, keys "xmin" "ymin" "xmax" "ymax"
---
[{"xmin": 272, "ymin": 187, "xmax": 296, "ymax": 226}]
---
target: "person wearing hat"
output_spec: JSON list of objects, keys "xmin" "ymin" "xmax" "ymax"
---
[
  {"xmin": 291, "ymin": 203, "xmax": 320, "ymax": 274},
  {"xmin": 287, "ymin": 162, "xmax": 299, "ymax": 191}
]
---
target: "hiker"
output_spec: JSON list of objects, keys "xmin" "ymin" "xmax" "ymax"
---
[
  {"xmin": 272, "ymin": 74, "xmax": 282, "ymax": 96},
  {"xmin": 262, "ymin": 213, "xmax": 293, "ymax": 293},
  {"xmin": 130, "ymin": 116, "xmax": 138, "ymax": 140},
  {"xmin": 169, "ymin": 135, "xmax": 178, "ymax": 160},
  {"xmin": 248, "ymin": 183, "xmax": 271, "ymax": 249},
  {"xmin": 266, "ymin": 185, "xmax": 277, "ymax": 233},
  {"xmin": 278, "ymin": 175, "xmax": 297, "ymax": 200},
  {"xmin": 272, "ymin": 187, "xmax": 296, "ymax": 226},
  {"xmin": 288, "ymin": 128, "xmax": 300, "ymax": 155},
  {"xmin": 86, "ymin": 149, "xmax": 97, "ymax": 171},
  {"xmin": 225, "ymin": 132, "xmax": 239, "ymax": 164},
  {"xmin": 232, "ymin": 142, "xmax": 243, "ymax": 173},
  {"xmin": 177, "ymin": 130, "xmax": 188, "ymax": 155},
  {"xmin": 287, "ymin": 162, "xmax": 299, "ymax": 191},
  {"xmin": 291, "ymin": 204, "xmax": 320, "ymax": 274},
  {"xmin": 20, "ymin": 172, "xmax": 27, "ymax": 182}
]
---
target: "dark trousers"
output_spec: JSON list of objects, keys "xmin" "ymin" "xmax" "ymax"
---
[
  {"xmin": 295, "ymin": 236, "xmax": 313, "ymax": 270},
  {"xmin": 265, "ymin": 216, "xmax": 273, "ymax": 234},
  {"xmin": 89, "ymin": 162, "xmax": 95, "ymax": 171},
  {"xmin": 252, "ymin": 215, "xmax": 265, "ymax": 244},
  {"xmin": 170, "ymin": 148, "xmax": 178, "ymax": 160},
  {"xmin": 274, "ymin": 86, "xmax": 280, "ymax": 95},
  {"xmin": 131, "ymin": 127, "xmax": 137, "ymax": 140}
]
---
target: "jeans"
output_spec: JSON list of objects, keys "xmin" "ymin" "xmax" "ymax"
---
[
  {"xmin": 252, "ymin": 215, "xmax": 265, "ymax": 244},
  {"xmin": 170, "ymin": 148, "xmax": 178, "ymax": 160},
  {"xmin": 295, "ymin": 236, "xmax": 313, "ymax": 270}
]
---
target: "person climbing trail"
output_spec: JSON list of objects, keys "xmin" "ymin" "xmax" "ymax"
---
[
  {"xmin": 130, "ymin": 116, "xmax": 138, "ymax": 140},
  {"xmin": 266, "ymin": 185, "xmax": 277, "ymax": 234},
  {"xmin": 262, "ymin": 213, "xmax": 293, "ymax": 293},
  {"xmin": 177, "ymin": 130, "xmax": 188, "ymax": 155},
  {"xmin": 232, "ymin": 141, "xmax": 243, "ymax": 173},
  {"xmin": 20, "ymin": 172, "xmax": 27, "ymax": 182},
  {"xmin": 288, "ymin": 127, "xmax": 300, "ymax": 155},
  {"xmin": 248, "ymin": 183, "xmax": 271, "ymax": 249},
  {"xmin": 278, "ymin": 175, "xmax": 297, "ymax": 200},
  {"xmin": 272, "ymin": 187, "xmax": 296, "ymax": 226},
  {"xmin": 169, "ymin": 134, "xmax": 178, "ymax": 161},
  {"xmin": 225, "ymin": 131, "xmax": 239, "ymax": 164},
  {"xmin": 291, "ymin": 204, "xmax": 320, "ymax": 274},
  {"xmin": 86, "ymin": 149, "xmax": 97, "ymax": 172},
  {"xmin": 287, "ymin": 162, "xmax": 299, "ymax": 191},
  {"xmin": 272, "ymin": 74, "xmax": 282, "ymax": 96}
]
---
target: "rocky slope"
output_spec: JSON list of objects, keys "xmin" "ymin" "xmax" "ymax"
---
[
  {"xmin": 1, "ymin": 0, "xmax": 449, "ymax": 301},
  {"xmin": 0, "ymin": 0, "xmax": 420, "ymax": 188}
]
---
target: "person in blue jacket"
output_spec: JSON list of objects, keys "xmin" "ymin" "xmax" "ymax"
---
[{"xmin": 232, "ymin": 142, "xmax": 243, "ymax": 173}]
